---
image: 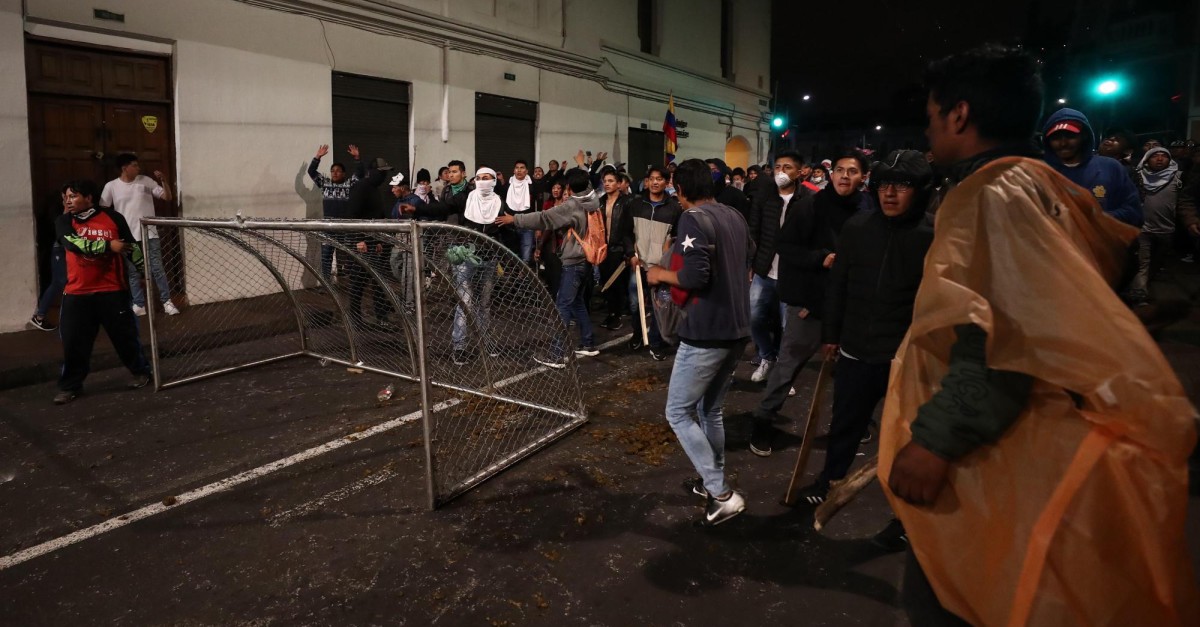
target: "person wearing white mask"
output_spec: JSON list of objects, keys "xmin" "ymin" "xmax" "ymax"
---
[
  {"xmin": 403, "ymin": 165, "xmax": 509, "ymax": 365},
  {"xmin": 504, "ymin": 159, "xmax": 537, "ymax": 266}
]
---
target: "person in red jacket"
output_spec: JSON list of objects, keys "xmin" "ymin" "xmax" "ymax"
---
[{"xmin": 54, "ymin": 180, "xmax": 152, "ymax": 405}]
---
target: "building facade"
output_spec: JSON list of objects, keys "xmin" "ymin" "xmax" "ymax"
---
[{"xmin": 0, "ymin": 0, "xmax": 772, "ymax": 332}]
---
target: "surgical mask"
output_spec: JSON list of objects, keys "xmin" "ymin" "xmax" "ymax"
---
[
  {"xmin": 475, "ymin": 179, "xmax": 496, "ymax": 194},
  {"xmin": 774, "ymin": 171, "xmax": 793, "ymax": 188},
  {"xmin": 416, "ymin": 183, "xmax": 429, "ymax": 195},
  {"xmin": 811, "ymin": 175, "xmax": 824, "ymax": 184},
  {"xmin": 732, "ymin": 180, "xmax": 744, "ymax": 191}
]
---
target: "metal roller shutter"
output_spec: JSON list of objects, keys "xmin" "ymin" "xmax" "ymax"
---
[
  {"xmin": 627, "ymin": 127, "xmax": 665, "ymax": 179},
  {"xmin": 331, "ymin": 72, "xmax": 411, "ymax": 216},
  {"xmin": 474, "ymin": 93, "xmax": 536, "ymax": 176}
]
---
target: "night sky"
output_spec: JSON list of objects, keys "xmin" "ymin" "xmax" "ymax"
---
[{"xmin": 770, "ymin": 0, "xmax": 1059, "ymax": 130}]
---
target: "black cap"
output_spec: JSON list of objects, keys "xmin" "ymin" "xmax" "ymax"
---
[{"xmin": 872, "ymin": 150, "xmax": 933, "ymax": 188}]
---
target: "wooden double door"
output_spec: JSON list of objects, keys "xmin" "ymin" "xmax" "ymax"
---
[{"xmin": 26, "ymin": 40, "xmax": 177, "ymax": 294}]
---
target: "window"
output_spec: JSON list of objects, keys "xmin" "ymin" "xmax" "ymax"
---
[
  {"xmin": 474, "ymin": 93, "xmax": 537, "ymax": 175},
  {"xmin": 638, "ymin": 0, "xmax": 658, "ymax": 55},
  {"xmin": 721, "ymin": 0, "xmax": 733, "ymax": 79}
]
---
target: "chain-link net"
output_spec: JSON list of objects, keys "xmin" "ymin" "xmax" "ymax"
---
[{"xmin": 142, "ymin": 217, "xmax": 586, "ymax": 508}]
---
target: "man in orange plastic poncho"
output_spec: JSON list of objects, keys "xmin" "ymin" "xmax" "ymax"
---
[{"xmin": 881, "ymin": 44, "xmax": 1199, "ymax": 626}]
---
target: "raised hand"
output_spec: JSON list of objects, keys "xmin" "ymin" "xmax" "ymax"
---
[
  {"xmin": 597, "ymin": 151, "xmax": 608, "ymax": 161},
  {"xmin": 153, "ymin": 170, "xmax": 167, "ymax": 181},
  {"xmin": 347, "ymin": 144, "xmax": 360, "ymax": 160},
  {"xmin": 575, "ymin": 150, "xmax": 586, "ymax": 166},
  {"xmin": 315, "ymin": 144, "xmax": 330, "ymax": 158}
]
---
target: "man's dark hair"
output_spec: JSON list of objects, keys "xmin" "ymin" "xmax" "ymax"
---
[
  {"xmin": 732, "ymin": 167, "xmax": 746, "ymax": 178},
  {"xmin": 1103, "ymin": 128, "xmax": 1136, "ymax": 149},
  {"xmin": 437, "ymin": 166, "xmax": 449, "ymax": 176},
  {"xmin": 599, "ymin": 164, "xmax": 617, "ymax": 178},
  {"xmin": 645, "ymin": 165, "xmax": 668, "ymax": 180},
  {"xmin": 831, "ymin": 149, "xmax": 871, "ymax": 174},
  {"xmin": 65, "ymin": 179, "xmax": 100, "ymax": 204},
  {"xmin": 619, "ymin": 172, "xmax": 633, "ymax": 186},
  {"xmin": 331, "ymin": 162, "xmax": 346, "ymax": 172},
  {"xmin": 775, "ymin": 149, "xmax": 804, "ymax": 167},
  {"xmin": 747, "ymin": 164, "xmax": 762, "ymax": 175},
  {"xmin": 924, "ymin": 44, "xmax": 1044, "ymax": 143},
  {"xmin": 115, "ymin": 153, "xmax": 138, "ymax": 169},
  {"xmin": 514, "ymin": 159, "xmax": 528, "ymax": 168},
  {"xmin": 673, "ymin": 159, "xmax": 715, "ymax": 202},
  {"xmin": 447, "ymin": 160, "xmax": 466, "ymax": 171},
  {"xmin": 565, "ymin": 169, "xmax": 590, "ymax": 194}
]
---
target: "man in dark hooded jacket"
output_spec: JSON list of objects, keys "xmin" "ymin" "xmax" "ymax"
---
[
  {"xmin": 705, "ymin": 158, "xmax": 750, "ymax": 218},
  {"xmin": 1042, "ymin": 108, "xmax": 1142, "ymax": 227}
]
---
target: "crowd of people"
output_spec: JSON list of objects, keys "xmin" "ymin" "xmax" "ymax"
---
[{"xmin": 24, "ymin": 37, "xmax": 1200, "ymax": 625}]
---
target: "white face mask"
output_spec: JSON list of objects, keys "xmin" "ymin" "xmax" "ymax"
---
[
  {"xmin": 811, "ymin": 175, "xmax": 824, "ymax": 184},
  {"xmin": 416, "ymin": 183, "xmax": 429, "ymax": 195},
  {"xmin": 774, "ymin": 171, "xmax": 793, "ymax": 188},
  {"xmin": 732, "ymin": 180, "xmax": 745, "ymax": 190},
  {"xmin": 475, "ymin": 179, "xmax": 496, "ymax": 194}
]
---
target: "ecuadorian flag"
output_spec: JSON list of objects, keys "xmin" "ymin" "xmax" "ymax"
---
[{"xmin": 663, "ymin": 93, "xmax": 677, "ymax": 164}]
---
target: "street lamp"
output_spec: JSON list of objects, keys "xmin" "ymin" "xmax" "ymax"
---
[
  {"xmin": 772, "ymin": 115, "xmax": 785, "ymax": 129},
  {"xmin": 1057, "ymin": 98, "xmax": 1067, "ymax": 104},
  {"xmin": 875, "ymin": 124, "xmax": 883, "ymax": 131},
  {"xmin": 802, "ymin": 94, "xmax": 811, "ymax": 101},
  {"xmin": 1094, "ymin": 79, "xmax": 1121, "ymax": 96}
]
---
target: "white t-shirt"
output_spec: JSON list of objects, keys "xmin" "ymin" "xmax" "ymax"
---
[
  {"xmin": 101, "ymin": 175, "xmax": 165, "ymax": 241},
  {"xmin": 768, "ymin": 191, "xmax": 795, "ymax": 280}
]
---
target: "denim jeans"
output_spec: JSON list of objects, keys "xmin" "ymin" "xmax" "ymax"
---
[
  {"xmin": 451, "ymin": 261, "xmax": 496, "ymax": 351},
  {"xmin": 750, "ymin": 274, "xmax": 785, "ymax": 361},
  {"xmin": 552, "ymin": 262, "xmax": 595, "ymax": 356},
  {"xmin": 320, "ymin": 243, "xmax": 334, "ymax": 281},
  {"xmin": 665, "ymin": 340, "xmax": 746, "ymax": 497},
  {"xmin": 36, "ymin": 245, "xmax": 67, "ymax": 316},
  {"xmin": 126, "ymin": 237, "xmax": 172, "ymax": 307},
  {"xmin": 627, "ymin": 267, "xmax": 664, "ymax": 348},
  {"xmin": 517, "ymin": 228, "xmax": 536, "ymax": 265}
]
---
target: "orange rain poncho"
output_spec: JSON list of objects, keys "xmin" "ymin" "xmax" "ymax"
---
[{"xmin": 880, "ymin": 157, "xmax": 1199, "ymax": 626}]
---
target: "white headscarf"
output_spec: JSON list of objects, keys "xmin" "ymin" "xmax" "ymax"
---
[
  {"xmin": 506, "ymin": 171, "xmax": 532, "ymax": 212},
  {"xmin": 464, "ymin": 167, "xmax": 503, "ymax": 224}
]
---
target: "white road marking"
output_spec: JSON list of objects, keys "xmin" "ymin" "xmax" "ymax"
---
[
  {"xmin": 269, "ymin": 467, "xmax": 400, "ymax": 527},
  {"xmin": 0, "ymin": 334, "xmax": 633, "ymax": 571}
]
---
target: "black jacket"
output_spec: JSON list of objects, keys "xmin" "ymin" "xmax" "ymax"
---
[
  {"xmin": 414, "ymin": 183, "xmax": 506, "ymax": 239},
  {"xmin": 775, "ymin": 187, "xmax": 872, "ymax": 314},
  {"xmin": 347, "ymin": 164, "xmax": 388, "ymax": 220},
  {"xmin": 822, "ymin": 204, "xmax": 933, "ymax": 363},
  {"xmin": 598, "ymin": 191, "xmax": 632, "ymax": 257},
  {"xmin": 619, "ymin": 194, "xmax": 682, "ymax": 262},
  {"xmin": 715, "ymin": 183, "xmax": 749, "ymax": 219},
  {"xmin": 747, "ymin": 184, "xmax": 811, "ymax": 278}
]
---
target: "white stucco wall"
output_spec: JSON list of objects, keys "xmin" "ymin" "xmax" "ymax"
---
[
  {"xmin": 0, "ymin": 0, "xmax": 36, "ymax": 333},
  {"xmin": 2, "ymin": 0, "xmax": 769, "ymax": 329}
]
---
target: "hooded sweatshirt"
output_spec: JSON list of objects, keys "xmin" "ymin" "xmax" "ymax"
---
[
  {"xmin": 1041, "ymin": 108, "xmax": 1142, "ymax": 227},
  {"xmin": 512, "ymin": 185, "xmax": 600, "ymax": 266},
  {"xmin": 1136, "ymin": 147, "xmax": 1192, "ymax": 235}
]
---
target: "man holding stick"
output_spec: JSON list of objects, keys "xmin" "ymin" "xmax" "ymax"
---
[{"xmin": 621, "ymin": 165, "xmax": 680, "ymax": 360}]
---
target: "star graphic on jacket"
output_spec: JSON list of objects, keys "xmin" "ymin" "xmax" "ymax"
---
[{"xmin": 681, "ymin": 234, "xmax": 696, "ymax": 250}]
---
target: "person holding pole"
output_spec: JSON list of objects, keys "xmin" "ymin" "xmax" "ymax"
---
[{"xmin": 620, "ymin": 165, "xmax": 680, "ymax": 361}]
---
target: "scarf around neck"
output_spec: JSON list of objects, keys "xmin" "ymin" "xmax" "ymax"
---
[
  {"xmin": 464, "ymin": 167, "xmax": 502, "ymax": 225},
  {"xmin": 1137, "ymin": 148, "xmax": 1178, "ymax": 194},
  {"xmin": 506, "ymin": 174, "xmax": 532, "ymax": 212}
]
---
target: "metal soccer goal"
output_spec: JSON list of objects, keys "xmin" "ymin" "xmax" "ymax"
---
[{"xmin": 140, "ymin": 216, "xmax": 588, "ymax": 508}]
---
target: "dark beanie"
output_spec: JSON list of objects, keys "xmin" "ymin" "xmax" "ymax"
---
[
  {"xmin": 416, "ymin": 168, "xmax": 431, "ymax": 183},
  {"xmin": 872, "ymin": 150, "xmax": 932, "ymax": 188}
]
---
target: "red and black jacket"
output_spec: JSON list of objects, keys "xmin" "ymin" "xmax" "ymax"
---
[{"xmin": 55, "ymin": 207, "xmax": 142, "ymax": 295}]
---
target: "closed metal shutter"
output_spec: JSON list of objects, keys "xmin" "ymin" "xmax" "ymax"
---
[
  {"xmin": 628, "ymin": 127, "xmax": 665, "ymax": 179},
  {"xmin": 474, "ymin": 93, "xmax": 536, "ymax": 176},
  {"xmin": 332, "ymin": 72, "xmax": 411, "ymax": 216}
]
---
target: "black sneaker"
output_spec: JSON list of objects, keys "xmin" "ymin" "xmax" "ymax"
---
[
  {"xmin": 53, "ymin": 390, "xmax": 78, "ymax": 405},
  {"xmin": 700, "ymin": 491, "xmax": 746, "ymax": 526},
  {"xmin": 860, "ymin": 431, "xmax": 873, "ymax": 444},
  {"xmin": 682, "ymin": 477, "xmax": 709, "ymax": 500},
  {"xmin": 793, "ymin": 483, "xmax": 829, "ymax": 506},
  {"xmin": 629, "ymin": 337, "xmax": 644, "ymax": 351},
  {"xmin": 749, "ymin": 421, "xmax": 774, "ymax": 457},
  {"xmin": 870, "ymin": 518, "xmax": 908, "ymax": 553},
  {"xmin": 648, "ymin": 346, "xmax": 668, "ymax": 361},
  {"xmin": 600, "ymin": 314, "xmax": 622, "ymax": 330},
  {"xmin": 28, "ymin": 314, "xmax": 56, "ymax": 331},
  {"xmin": 127, "ymin": 374, "xmax": 151, "ymax": 390},
  {"xmin": 452, "ymin": 349, "xmax": 471, "ymax": 366},
  {"xmin": 575, "ymin": 346, "xmax": 599, "ymax": 357}
]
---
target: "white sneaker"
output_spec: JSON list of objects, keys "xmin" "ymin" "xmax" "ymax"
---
[
  {"xmin": 132, "ymin": 304, "xmax": 147, "ymax": 316},
  {"xmin": 702, "ymin": 491, "xmax": 746, "ymax": 526},
  {"xmin": 750, "ymin": 359, "xmax": 774, "ymax": 383},
  {"xmin": 163, "ymin": 301, "xmax": 181, "ymax": 316},
  {"xmin": 788, "ymin": 387, "xmax": 797, "ymax": 397}
]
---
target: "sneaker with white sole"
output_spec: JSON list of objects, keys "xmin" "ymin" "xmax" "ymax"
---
[
  {"xmin": 682, "ymin": 477, "xmax": 709, "ymax": 500},
  {"xmin": 574, "ymin": 346, "xmax": 599, "ymax": 357},
  {"xmin": 701, "ymin": 491, "xmax": 746, "ymax": 526},
  {"xmin": 132, "ymin": 304, "xmax": 147, "ymax": 316},
  {"xmin": 793, "ymin": 482, "xmax": 829, "ymax": 506},
  {"xmin": 749, "ymin": 421, "xmax": 774, "ymax": 457},
  {"xmin": 28, "ymin": 314, "xmax": 56, "ymax": 331},
  {"xmin": 163, "ymin": 301, "xmax": 181, "ymax": 316},
  {"xmin": 750, "ymin": 359, "xmax": 774, "ymax": 383}
]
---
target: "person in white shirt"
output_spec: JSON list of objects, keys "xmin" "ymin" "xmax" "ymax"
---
[{"xmin": 101, "ymin": 153, "xmax": 179, "ymax": 316}]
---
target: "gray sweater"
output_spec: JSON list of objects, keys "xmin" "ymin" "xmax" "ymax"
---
[{"xmin": 513, "ymin": 191, "xmax": 601, "ymax": 266}]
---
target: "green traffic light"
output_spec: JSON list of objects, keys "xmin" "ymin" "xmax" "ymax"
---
[
  {"xmin": 772, "ymin": 117, "xmax": 785, "ymax": 128},
  {"xmin": 1094, "ymin": 79, "xmax": 1120, "ymax": 96}
]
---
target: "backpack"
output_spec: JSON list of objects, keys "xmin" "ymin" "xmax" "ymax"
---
[
  {"xmin": 567, "ymin": 208, "xmax": 608, "ymax": 265},
  {"xmin": 651, "ymin": 207, "xmax": 718, "ymax": 345}
]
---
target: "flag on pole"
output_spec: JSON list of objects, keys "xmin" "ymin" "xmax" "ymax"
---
[{"xmin": 663, "ymin": 93, "xmax": 677, "ymax": 164}]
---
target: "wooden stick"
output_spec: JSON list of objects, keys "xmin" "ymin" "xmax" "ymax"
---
[
  {"xmin": 633, "ymin": 263, "xmax": 650, "ymax": 345},
  {"xmin": 781, "ymin": 356, "xmax": 833, "ymax": 506},
  {"xmin": 813, "ymin": 455, "xmax": 878, "ymax": 532},
  {"xmin": 600, "ymin": 260, "xmax": 627, "ymax": 292}
]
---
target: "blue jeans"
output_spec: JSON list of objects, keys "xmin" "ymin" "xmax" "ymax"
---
[
  {"xmin": 552, "ymin": 263, "xmax": 595, "ymax": 356},
  {"xmin": 451, "ymin": 261, "xmax": 496, "ymax": 352},
  {"xmin": 320, "ymin": 243, "xmax": 334, "ymax": 281},
  {"xmin": 126, "ymin": 238, "xmax": 172, "ymax": 307},
  {"xmin": 517, "ymin": 229, "xmax": 536, "ymax": 265},
  {"xmin": 627, "ymin": 267, "xmax": 664, "ymax": 348},
  {"xmin": 36, "ymin": 245, "xmax": 67, "ymax": 316},
  {"xmin": 665, "ymin": 341, "xmax": 746, "ymax": 497},
  {"xmin": 749, "ymin": 274, "xmax": 785, "ymax": 361}
]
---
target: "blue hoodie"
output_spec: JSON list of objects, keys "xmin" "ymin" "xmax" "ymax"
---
[{"xmin": 1042, "ymin": 108, "xmax": 1142, "ymax": 227}]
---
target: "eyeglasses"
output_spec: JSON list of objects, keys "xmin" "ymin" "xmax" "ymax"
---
[{"xmin": 877, "ymin": 180, "xmax": 915, "ymax": 191}]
